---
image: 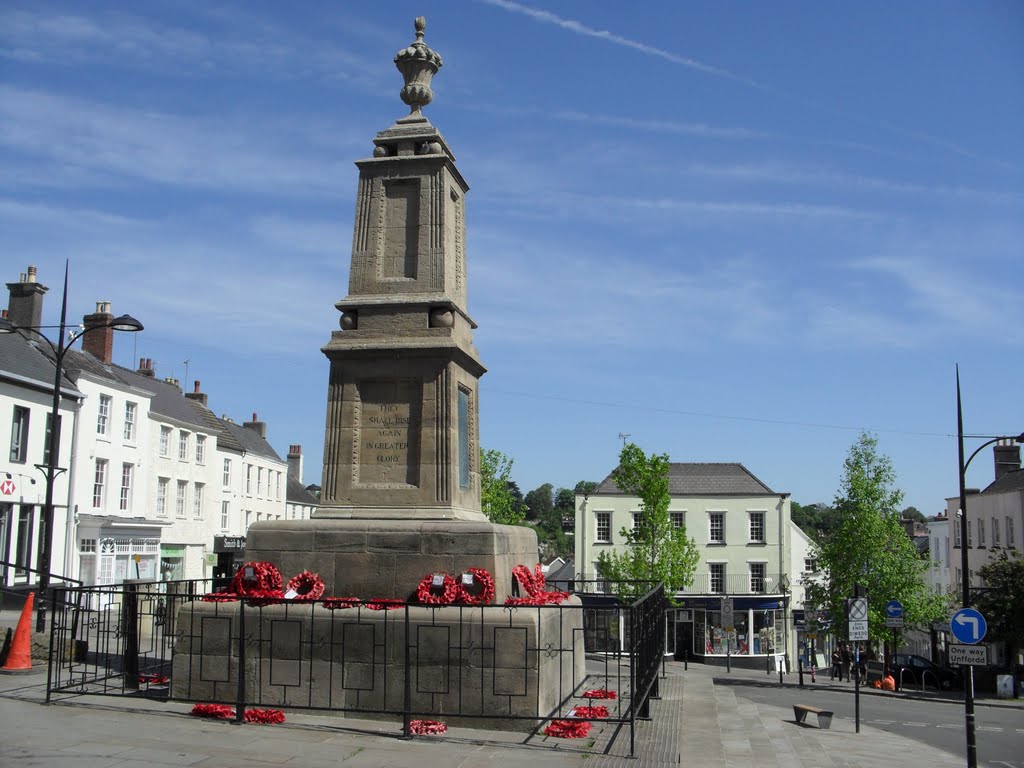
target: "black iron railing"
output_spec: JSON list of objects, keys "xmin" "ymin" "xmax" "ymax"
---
[{"xmin": 45, "ymin": 579, "xmax": 666, "ymax": 757}]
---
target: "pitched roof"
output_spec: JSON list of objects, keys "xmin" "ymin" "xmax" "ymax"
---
[
  {"xmin": 219, "ymin": 418, "xmax": 282, "ymax": 462},
  {"xmin": 982, "ymin": 469, "xmax": 1024, "ymax": 495},
  {"xmin": 287, "ymin": 475, "xmax": 319, "ymax": 506},
  {"xmin": 0, "ymin": 332, "xmax": 81, "ymax": 398},
  {"xmin": 594, "ymin": 462, "xmax": 780, "ymax": 496}
]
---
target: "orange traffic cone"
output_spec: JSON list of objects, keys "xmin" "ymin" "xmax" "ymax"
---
[{"xmin": 1, "ymin": 591, "xmax": 35, "ymax": 674}]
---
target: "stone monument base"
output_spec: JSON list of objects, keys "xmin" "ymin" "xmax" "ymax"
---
[
  {"xmin": 243, "ymin": 518, "xmax": 539, "ymax": 602},
  {"xmin": 171, "ymin": 598, "xmax": 586, "ymax": 730}
]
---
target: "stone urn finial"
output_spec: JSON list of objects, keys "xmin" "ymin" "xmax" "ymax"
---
[{"xmin": 394, "ymin": 16, "xmax": 443, "ymax": 116}]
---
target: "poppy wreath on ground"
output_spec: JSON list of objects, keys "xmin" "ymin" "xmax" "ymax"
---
[
  {"xmin": 138, "ymin": 674, "xmax": 169, "ymax": 685},
  {"xmin": 415, "ymin": 573, "xmax": 458, "ymax": 605},
  {"xmin": 544, "ymin": 719, "xmax": 591, "ymax": 738},
  {"xmin": 573, "ymin": 705, "xmax": 609, "ymax": 719},
  {"xmin": 409, "ymin": 719, "xmax": 448, "ymax": 735},
  {"xmin": 244, "ymin": 708, "xmax": 286, "ymax": 724},
  {"xmin": 230, "ymin": 561, "xmax": 283, "ymax": 595},
  {"xmin": 191, "ymin": 703, "xmax": 235, "ymax": 719},
  {"xmin": 581, "ymin": 688, "xmax": 617, "ymax": 700},
  {"xmin": 285, "ymin": 570, "xmax": 325, "ymax": 601},
  {"xmin": 323, "ymin": 597, "xmax": 361, "ymax": 610},
  {"xmin": 455, "ymin": 567, "xmax": 495, "ymax": 606},
  {"xmin": 365, "ymin": 598, "xmax": 405, "ymax": 611}
]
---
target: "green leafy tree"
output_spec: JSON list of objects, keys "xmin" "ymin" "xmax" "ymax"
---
[
  {"xmin": 525, "ymin": 483, "xmax": 554, "ymax": 522},
  {"xmin": 901, "ymin": 506, "xmax": 926, "ymax": 523},
  {"xmin": 480, "ymin": 448, "xmax": 525, "ymax": 525},
  {"xmin": 596, "ymin": 442, "xmax": 699, "ymax": 599},
  {"xmin": 805, "ymin": 433, "xmax": 947, "ymax": 644},
  {"xmin": 574, "ymin": 480, "xmax": 599, "ymax": 495},
  {"xmin": 554, "ymin": 488, "xmax": 576, "ymax": 514},
  {"xmin": 972, "ymin": 550, "xmax": 1024, "ymax": 670}
]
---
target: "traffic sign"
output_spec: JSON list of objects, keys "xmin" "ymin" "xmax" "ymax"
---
[
  {"xmin": 948, "ymin": 644, "xmax": 987, "ymax": 666},
  {"xmin": 885, "ymin": 616, "xmax": 904, "ymax": 628},
  {"xmin": 885, "ymin": 600, "xmax": 903, "ymax": 618},
  {"xmin": 849, "ymin": 620, "xmax": 869, "ymax": 641},
  {"xmin": 721, "ymin": 597, "xmax": 735, "ymax": 631},
  {"xmin": 848, "ymin": 597, "xmax": 868, "ymax": 621},
  {"xmin": 950, "ymin": 608, "xmax": 987, "ymax": 644}
]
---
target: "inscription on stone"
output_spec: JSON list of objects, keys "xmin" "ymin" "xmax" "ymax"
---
[{"xmin": 357, "ymin": 379, "xmax": 420, "ymax": 485}]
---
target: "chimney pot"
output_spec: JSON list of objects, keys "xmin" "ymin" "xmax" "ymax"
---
[
  {"xmin": 194, "ymin": 380, "xmax": 201, "ymax": 393},
  {"xmin": 82, "ymin": 301, "xmax": 115, "ymax": 363},
  {"xmin": 7, "ymin": 265, "xmax": 49, "ymax": 330}
]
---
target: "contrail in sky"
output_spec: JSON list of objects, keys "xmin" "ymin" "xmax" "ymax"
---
[{"xmin": 480, "ymin": 0, "xmax": 1016, "ymax": 171}]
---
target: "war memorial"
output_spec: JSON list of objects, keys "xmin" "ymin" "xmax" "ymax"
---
[{"xmin": 171, "ymin": 18, "xmax": 587, "ymax": 729}]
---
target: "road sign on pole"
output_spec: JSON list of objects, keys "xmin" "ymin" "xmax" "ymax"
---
[
  {"xmin": 949, "ymin": 644, "xmax": 988, "ymax": 666},
  {"xmin": 884, "ymin": 600, "xmax": 903, "ymax": 618},
  {"xmin": 950, "ymin": 608, "xmax": 987, "ymax": 645},
  {"xmin": 721, "ymin": 597, "xmax": 734, "ymax": 631}
]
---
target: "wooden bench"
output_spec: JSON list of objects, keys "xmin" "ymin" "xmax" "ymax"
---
[{"xmin": 793, "ymin": 704, "xmax": 833, "ymax": 729}]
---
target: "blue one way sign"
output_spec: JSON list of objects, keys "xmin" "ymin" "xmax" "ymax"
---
[
  {"xmin": 950, "ymin": 608, "xmax": 987, "ymax": 644},
  {"xmin": 885, "ymin": 600, "xmax": 903, "ymax": 618}
]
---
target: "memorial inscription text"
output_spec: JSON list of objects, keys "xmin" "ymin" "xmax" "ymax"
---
[{"xmin": 358, "ymin": 380, "xmax": 419, "ymax": 485}]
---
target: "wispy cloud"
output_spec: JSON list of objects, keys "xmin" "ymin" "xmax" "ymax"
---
[
  {"xmin": 0, "ymin": 5, "xmax": 382, "ymax": 85},
  {"xmin": 0, "ymin": 86, "xmax": 358, "ymax": 197}
]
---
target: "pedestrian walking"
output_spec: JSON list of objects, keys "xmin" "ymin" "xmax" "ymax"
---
[
  {"xmin": 831, "ymin": 648, "xmax": 842, "ymax": 680},
  {"xmin": 841, "ymin": 644, "xmax": 852, "ymax": 682}
]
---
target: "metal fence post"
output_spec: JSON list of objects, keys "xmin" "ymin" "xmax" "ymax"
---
[
  {"xmin": 234, "ymin": 600, "xmax": 246, "ymax": 723},
  {"xmin": 122, "ymin": 583, "xmax": 139, "ymax": 690}
]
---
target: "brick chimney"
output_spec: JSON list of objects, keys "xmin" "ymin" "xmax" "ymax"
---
[
  {"xmin": 287, "ymin": 444, "xmax": 303, "ymax": 482},
  {"xmin": 243, "ymin": 411, "xmax": 267, "ymax": 439},
  {"xmin": 6, "ymin": 265, "xmax": 48, "ymax": 330},
  {"xmin": 184, "ymin": 380, "xmax": 208, "ymax": 407},
  {"xmin": 136, "ymin": 358, "xmax": 155, "ymax": 377},
  {"xmin": 82, "ymin": 301, "xmax": 114, "ymax": 363},
  {"xmin": 994, "ymin": 440, "xmax": 1021, "ymax": 481}
]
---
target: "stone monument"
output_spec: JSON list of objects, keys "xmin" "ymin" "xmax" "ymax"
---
[
  {"xmin": 172, "ymin": 19, "xmax": 584, "ymax": 729},
  {"xmin": 242, "ymin": 16, "xmax": 538, "ymax": 598}
]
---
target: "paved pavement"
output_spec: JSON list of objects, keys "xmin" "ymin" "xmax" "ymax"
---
[{"xmin": 5, "ymin": 648, "xmax": 1019, "ymax": 768}]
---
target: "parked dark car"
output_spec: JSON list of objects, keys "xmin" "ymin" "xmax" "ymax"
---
[{"xmin": 892, "ymin": 653, "xmax": 961, "ymax": 691}]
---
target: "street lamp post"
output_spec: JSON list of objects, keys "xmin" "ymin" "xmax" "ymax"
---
[
  {"xmin": 955, "ymin": 365, "xmax": 1023, "ymax": 768},
  {"xmin": 0, "ymin": 262, "xmax": 142, "ymax": 632}
]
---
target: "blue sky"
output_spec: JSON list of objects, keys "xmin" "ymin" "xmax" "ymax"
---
[{"xmin": 2, "ymin": 1, "xmax": 1022, "ymax": 513}]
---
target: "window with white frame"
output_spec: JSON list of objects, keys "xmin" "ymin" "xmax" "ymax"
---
[
  {"xmin": 804, "ymin": 557, "xmax": 818, "ymax": 573},
  {"xmin": 670, "ymin": 511, "xmax": 684, "ymax": 529},
  {"xmin": 709, "ymin": 512, "xmax": 725, "ymax": 544},
  {"xmin": 43, "ymin": 412, "xmax": 59, "ymax": 465},
  {"xmin": 156, "ymin": 478, "xmax": 168, "ymax": 516},
  {"xmin": 92, "ymin": 458, "xmax": 108, "ymax": 508},
  {"xmin": 632, "ymin": 512, "xmax": 641, "ymax": 534},
  {"xmin": 123, "ymin": 402, "xmax": 137, "ymax": 441},
  {"xmin": 967, "ymin": 520, "xmax": 973, "ymax": 547},
  {"xmin": 979, "ymin": 518, "xmax": 986, "ymax": 547},
  {"xmin": 992, "ymin": 516, "xmax": 1000, "ymax": 547},
  {"xmin": 709, "ymin": 563, "xmax": 725, "ymax": 593},
  {"xmin": 175, "ymin": 480, "xmax": 187, "ymax": 517},
  {"xmin": 221, "ymin": 500, "xmax": 229, "ymax": 530},
  {"xmin": 159, "ymin": 426, "xmax": 171, "ymax": 457},
  {"xmin": 195, "ymin": 434, "xmax": 206, "ymax": 465},
  {"xmin": 9, "ymin": 405, "xmax": 29, "ymax": 462},
  {"xmin": 193, "ymin": 483, "xmax": 204, "ymax": 519},
  {"xmin": 119, "ymin": 463, "xmax": 133, "ymax": 511},
  {"xmin": 595, "ymin": 512, "xmax": 611, "ymax": 543},
  {"xmin": 223, "ymin": 458, "xmax": 231, "ymax": 488},
  {"xmin": 80, "ymin": 538, "xmax": 96, "ymax": 553},
  {"xmin": 1008, "ymin": 517, "xmax": 1016, "ymax": 548},
  {"xmin": 748, "ymin": 511, "xmax": 766, "ymax": 543},
  {"xmin": 245, "ymin": 465, "xmax": 252, "ymax": 495},
  {"xmin": 257, "ymin": 467, "xmax": 263, "ymax": 496},
  {"xmin": 276, "ymin": 472, "xmax": 281, "ymax": 500},
  {"xmin": 178, "ymin": 431, "xmax": 189, "ymax": 461},
  {"xmin": 749, "ymin": 562, "xmax": 766, "ymax": 592},
  {"xmin": 954, "ymin": 521, "xmax": 962, "ymax": 547},
  {"xmin": 97, "ymin": 395, "xmax": 111, "ymax": 435}
]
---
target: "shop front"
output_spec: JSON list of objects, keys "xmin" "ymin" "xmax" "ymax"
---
[
  {"xmin": 212, "ymin": 535, "xmax": 246, "ymax": 589},
  {"xmin": 669, "ymin": 595, "xmax": 789, "ymax": 670}
]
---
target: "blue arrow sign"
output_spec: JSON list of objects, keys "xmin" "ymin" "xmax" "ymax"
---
[
  {"xmin": 950, "ymin": 608, "xmax": 987, "ymax": 645},
  {"xmin": 885, "ymin": 600, "xmax": 903, "ymax": 618}
]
